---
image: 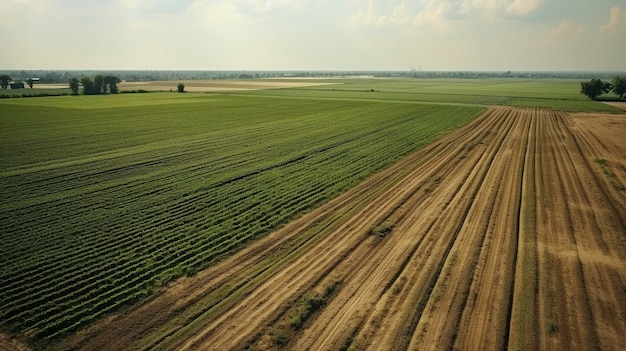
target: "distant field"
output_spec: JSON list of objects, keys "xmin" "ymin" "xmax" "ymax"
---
[
  {"xmin": 232, "ymin": 78, "xmax": 620, "ymax": 112},
  {"xmin": 118, "ymin": 79, "xmax": 338, "ymax": 92}
]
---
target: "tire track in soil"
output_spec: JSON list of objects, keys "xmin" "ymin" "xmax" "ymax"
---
[
  {"xmin": 541, "ymin": 111, "xmax": 626, "ymax": 351},
  {"xmin": 451, "ymin": 108, "xmax": 532, "ymax": 351},
  {"xmin": 288, "ymin": 108, "xmax": 514, "ymax": 351},
  {"xmin": 508, "ymin": 109, "xmax": 540, "ymax": 351},
  {"xmin": 535, "ymin": 111, "xmax": 599, "ymax": 350},
  {"xmin": 294, "ymin": 108, "xmax": 512, "ymax": 349},
  {"xmin": 404, "ymin": 108, "xmax": 524, "ymax": 351}
]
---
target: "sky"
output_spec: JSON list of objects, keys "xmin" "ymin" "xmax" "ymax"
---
[{"xmin": 1, "ymin": 0, "xmax": 625, "ymax": 71}]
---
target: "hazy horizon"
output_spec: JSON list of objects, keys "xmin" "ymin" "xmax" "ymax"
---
[{"xmin": 2, "ymin": 0, "xmax": 625, "ymax": 71}]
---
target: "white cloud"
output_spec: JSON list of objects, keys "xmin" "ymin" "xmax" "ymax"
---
[
  {"xmin": 125, "ymin": 0, "xmax": 196, "ymax": 14},
  {"xmin": 599, "ymin": 6, "xmax": 626, "ymax": 34},
  {"xmin": 539, "ymin": 19, "xmax": 585, "ymax": 46},
  {"xmin": 463, "ymin": 0, "xmax": 542, "ymax": 18},
  {"xmin": 347, "ymin": 0, "xmax": 453, "ymax": 30},
  {"xmin": 506, "ymin": 0, "xmax": 541, "ymax": 16},
  {"xmin": 412, "ymin": 2, "xmax": 453, "ymax": 30},
  {"xmin": 347, "ymin": 0, "xmax": 544, "ymax": 30},
  {"xmin": 347, "ymin": 0, "xmax": 412, "ymax": 28}
]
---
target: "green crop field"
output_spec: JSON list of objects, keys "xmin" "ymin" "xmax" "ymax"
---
[
  {"xmin": 0, "ymin": 78, "xmax": 620, "ymax": 345},
  {"xmin": 0, "ymin": 90, "xmax": 484, "ymax": 341},
  {"xmin": 234, "ymin": 78, "xmax": 620, "ymax": 112}
]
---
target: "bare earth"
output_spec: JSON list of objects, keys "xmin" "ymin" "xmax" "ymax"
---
[
  {"xmin": 0, "ymin": 334, "xmax": 30, "ymax": 351},
  {"xmin": 603, "ymin": 102, "xmax": 626, "ymax": 111},
  {"xmin": 60, "ymin": 107, "xmax": 626, "ymax": 351}
]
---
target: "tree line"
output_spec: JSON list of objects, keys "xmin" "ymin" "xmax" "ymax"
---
[
  {"xmin": 3, "ymin": 69, "xmax": 626, "ymax": 85},
  {"xmin": 580, "ymin": 76, "xmax": 626, "ymax": 100},
  {"xmin": 69, "ymin": 75, "xmax": 121, "ymax": 95}
]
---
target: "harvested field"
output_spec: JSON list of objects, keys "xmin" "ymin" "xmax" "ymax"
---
[{"xmin": 65, "ymin": 107, "xmax": 626, "ymax": 351}]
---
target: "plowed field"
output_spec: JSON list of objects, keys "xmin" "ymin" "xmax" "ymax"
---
[{"xmin": 65, "ymin": 107, "xmax": 626, "ymax": 351}]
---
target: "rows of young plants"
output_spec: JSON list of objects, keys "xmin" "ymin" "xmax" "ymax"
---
[{"xmin": 0, "ymin": 94, "xmax": 483, "ymax": 340}]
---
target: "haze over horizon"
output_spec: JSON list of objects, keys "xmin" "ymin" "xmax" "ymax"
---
[{"xmin": 1, "ymin": 0, "xmax": 625, "ymax": 71}]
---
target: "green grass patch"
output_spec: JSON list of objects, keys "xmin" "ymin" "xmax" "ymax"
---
[
  {"xmin": 596, "ymin": 158, "xmax": 626, "ymax": 191},
  {"xmin": 293, "ymin": 281, "xmax": 341, "ymax": 329},
  {"xmin": 367, "ymin": 222, "xmax": 394, "ymax": 237}
]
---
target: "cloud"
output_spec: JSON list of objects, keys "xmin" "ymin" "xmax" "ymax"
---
[
  {"xmin": 599, "ymin": 6, "xmax": 625, "ymax": 34},
  {"xmin": 506, "ymin": 0, "xmax": 541, "ymax": 16},
  {"xmin": 462, "ymin": 0, "xmax": 542, "ymax": 18},
  {"xmin": 412, "ymin": 2, "xmax": 453, "ymax": 30},
  {"xmin": 347, "ymin": 0, "xmax": 544, "ymax": 31},
  {"xmin": 347, "ymin": 0, "xmax": 402, "ymax": 28},
  {"xmin": 127, "ymin": 0, "xmax": 196, "ymax": 15},
  {"xmin": 539, "ymin": 19, "xmax": 585, "ymax": 46},
  {"xmin": 347, "ymin": 0, "xmax": 453, "ymax": 30}
]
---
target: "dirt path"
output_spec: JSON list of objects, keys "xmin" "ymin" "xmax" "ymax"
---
[{"xmin": 64, "ymin": 108, "xmax": 626, "ymax": 351}]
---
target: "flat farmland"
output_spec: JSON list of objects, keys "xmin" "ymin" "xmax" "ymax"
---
[
  {"xmin": 61, "ymin": 107, "xmax": 626, "ymax": 351},
  {"xmin": 1, "ymin": 79, "xmax": 625, "ymax": 351},
  {"xmin": 0, "ymin": 93, "xmax": 482, "ymax": 344}
]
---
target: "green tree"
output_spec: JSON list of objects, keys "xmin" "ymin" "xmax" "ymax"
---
[
  {"xmin": 612, "ymin": 75, "xmax": 626, "ymax": 99},
  {"xmin": 104, "ymin": 75, "xmax": 121, "ymax": 94},
  {"xmin": 26, "ymin": 78, "xmax": 34, "ymax": 88},
  {"xmin": 69, "ymin": 77, "xmax": 80, "ymax": 95},
  {"xmin": 0, "ymin": 74, "xmax": 10, "ymax": 89},
  {"xmin": 580, "ymin": 79, "xmax": 612, "ymax": 100},
  {"xmin": 81, "ymin": 77, "xmax": 96, "ymax": 95},
  {"xmin": 94, "ymin": 74, "xmax": 105, "ymax": 94},
  {"xmin": 177, "ymin": 83, "xmax": 185, "ymax": 93}
]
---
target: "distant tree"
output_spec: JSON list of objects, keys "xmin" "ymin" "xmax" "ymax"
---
[
  {"xmin": 69, "ymin": 77, "xmax": 80, "ymax": 95},
  {"xmin": 81, "ymin": 77, "xmax": 96, "ymax": 95},
  {"xmin": 94, "ymin": 74, "xmax": 105, "ymax": 94},
  {"xmin": 177, "ymin": 83, "xmax": 185, "ymax": 93},
  {"xmin": 580, "ymin": 79, "xmax": 612, "ymax": 100},
  {"xmin": 0, "ymin": 74, "xmax": 10, "ymax": 89},
  {"xmin": 71, "ymin": 75, "xmax": 121, "ymax": 95},
  {"xmin": 104, "ymin": 75, "xmax": 121, "ymax": 94},
  {"xmin": 612, "ymin": 75, "xmax": 626, "ymax": 99},
  {"xmin": 26, "ymin": 78, "xmax": 34, "ymax": 88}
]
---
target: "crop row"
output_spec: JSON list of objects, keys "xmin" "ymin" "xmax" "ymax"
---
[{"xmin": 0, "ymin": 94, "xmax": 482, "ymax": 339}]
